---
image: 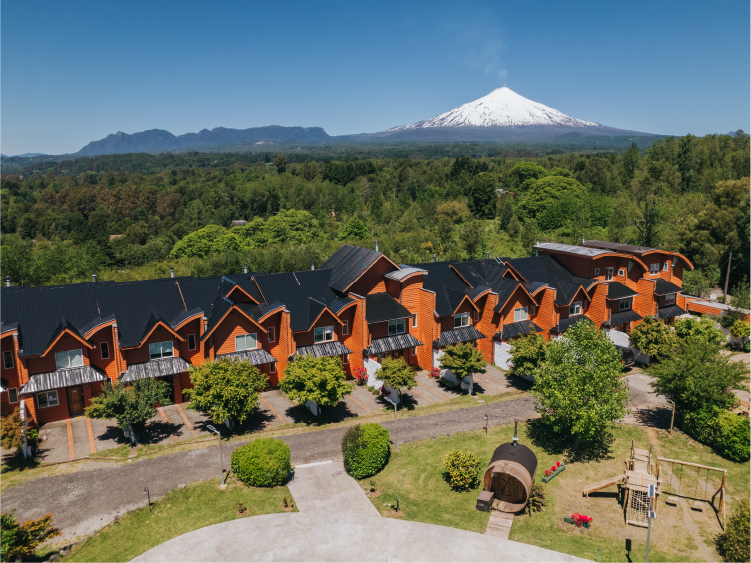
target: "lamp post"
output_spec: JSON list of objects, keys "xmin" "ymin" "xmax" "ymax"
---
[
  {"xmin": 384, "ymin": 396, "xmax": 398, "ymax": 452},
  {"xmin": 206, "ymin": 425, "xmax": 226, "ymax": 487},
  {"xmin": 484, "ymin": 413, "xmax": 488, "ymax": 434},
  {"xmin": 144, "ymin": 487, "xmax": 151, "ymax": 511},
  {"xmin": 645, "ymin": 484, "xmax": 656, "ymax": 562}
]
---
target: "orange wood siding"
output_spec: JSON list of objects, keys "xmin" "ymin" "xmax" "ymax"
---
[
  {"xmin": 212, "ymin": 311, "xmax": 266, "ymax": 357},
  {"xmin": 177, "ymin": 319, "xmax": 204, "ymax": 368},
  {"xmin": 348, "ymin": 256, "xmax": 394, "ymax": 295},
  {"xmin": 1, "ymin": 334, "xmax": 21, "ymax": 407},
  {"xmin": 633, "ymin": 279, "xmax": 657, "ymax": 326},
  {"xmin": 123, "ymin": 327, "xmax": 181, "ymax": 365},
  {"xmin": 533, "ymin": 287, "xmax": 557, "ymax": 341},
  {"xmin": 476, "ymin": 293, "xmax": 497, "ymax": 363},
  {"xmin": 415, "ymin": 288, "xmax": 436, "ymax": 369},
  {"xmin": 587, "ymin": 283, "xmax": 609, "ymax": 326},
  {"xmin": 26, "ymin": 336, "xmax": 92, "ymax": 376},
  {"xmin": 293, "ymin": 311, "xmax": 340, "ymax": 347},
  {"xmin": 399, "ymin": 276, "xmax": 430, "ymax": 368},
  {"xmin": 87, "ymin": 325, "xmax": 119, "ymax": 381}
]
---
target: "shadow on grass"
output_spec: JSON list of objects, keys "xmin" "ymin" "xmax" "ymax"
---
[
  {"xmin": 525, "ymin": 419, "xmax": 615, "ymax": 464},
  {"xmin": 0, "ymin": 449, "xmax": 41, "ymax": 472}
]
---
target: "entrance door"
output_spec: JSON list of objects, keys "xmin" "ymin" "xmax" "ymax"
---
[{"xmin": 67, "ymin": 386, "xmax": 85, "ymax": 417}]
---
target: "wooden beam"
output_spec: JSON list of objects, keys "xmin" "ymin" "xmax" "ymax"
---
[{"xmin": 656, "ymin": 457, "xmax": 727, "ymax": 473}]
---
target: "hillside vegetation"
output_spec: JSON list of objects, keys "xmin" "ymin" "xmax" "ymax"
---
[{"xmin": 1, "ymin": 132, "xmax": 748, "ymax": 294}]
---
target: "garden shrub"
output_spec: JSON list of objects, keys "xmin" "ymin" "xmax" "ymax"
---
[
  {"xmin": 714, "ymin": 499, "xmax": 749, "ymax": 562},
  {"xmin": 341, "ymin": 423, "xmax": 390, "ymax": 479},
  {"xmin": 442, "ymin": 449, "xmax": 482, "ymax": 491},
  {"xmin": 230, "ymin": 438, "xmax": 291, "ymax": 487},
  {"xmin": 684, "ymin": 407, "xmax": 750, "ymax": 462}
]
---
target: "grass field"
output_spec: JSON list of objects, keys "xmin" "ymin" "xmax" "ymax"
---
[{"xmin": 364, "ymin": 421, "xmax": 749, "ymax": 562}]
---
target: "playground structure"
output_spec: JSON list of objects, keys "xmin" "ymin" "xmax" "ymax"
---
[{"xmin": 582, "ymin": 441, "xmax": 728, "ymax": 528}]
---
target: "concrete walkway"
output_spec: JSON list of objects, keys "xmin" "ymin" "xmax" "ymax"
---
[{"xmin": 132, "ymin": 512, "xmax": 586, "ymax": 562}]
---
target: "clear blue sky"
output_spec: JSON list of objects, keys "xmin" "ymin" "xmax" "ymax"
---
[{"xmin": 2, "ymin": 0, "xmax": 749, "ymax": 155}]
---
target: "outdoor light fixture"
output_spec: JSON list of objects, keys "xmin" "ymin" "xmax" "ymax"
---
[
  {"xmin": 144, "ymin": 487, "xmax": 151, "ymax": 511},
  {"xmin": 484, "ymin": 413, "xmax": 488, "ymax": 434},
  {"xmin": 207, "ymin": 425, "xmax": 226, "ymax": 487},
  {"xmin": 512, "ymin": 419, "xmax": 519, "ymax": 446}
]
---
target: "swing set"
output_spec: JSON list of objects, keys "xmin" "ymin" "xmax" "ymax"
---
[{"xmin": 656, "ymin": 457, "xmax": 728, "ymax": 529}]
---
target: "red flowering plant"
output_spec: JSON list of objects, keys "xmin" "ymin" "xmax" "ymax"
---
[
  {"xmin": 570, "ymin": 513, "xmax": 593, "ymax": 527},
  {"xmin": 429, "ymin": 367, "xmax": 441, "ymax": 379},
  {"xmin": 544, "ymin": 461, "xmax": 563, "ymax": 477},
  {"xmin": 352, "ymin": 366, "xmax": 368, "ymax": 386}
]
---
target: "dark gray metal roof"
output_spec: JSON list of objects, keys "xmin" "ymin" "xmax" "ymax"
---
[
  {"xmin": 364, "ymin": 333, "xmax": 423, "ymax": 355},
  {"xmin": 466, "ymin": 285, "xmax": 491, "ymax": 301},
  {"xmin": 384, "ymin": 267, "xmax": 427, "ymax": 281},
  {"xmin": 581, "ymin": 240, "xmax": 655, "ymax": 255},
  {"xmin": 20, "ymin": 365, "xmax": 107, "ymax": 394},
  {"xmin": 552, "ymin": 315, "xmax": 593, "ymax": 334},
  {"xmin": 603, "ymin": 309, "xmax": 643, "ymax": 327},
  {"xmin": 216, "ymin": 348, "xmax": 277, "ymax": 365},
  {"xmin": 294, "ymin": 341, "xmax": 354, "ymax": 358},
  {"xmin": 321, "ymin": 244, "xmax": 389, "ymax": 292},
  {"xmin": 523, "ymin": 282, "xmax": 548, "ymax": 296},
  {"xmin": 496, "ymin": 320, "xmax": 543, "ymax": 340},
  {"xmin": 330, "ymin": 297, "xmax": 356, "ymax": 315},
  {"xmin": 654, "ymin": 279, "xmax": 682, "ymax": 296},
  {"xmin": 489, "ymin": 443, "xmax": 537, "ymax": 479},
  {"xmin": 433, "ymin": 326, "xmax": 486, "ymax": 348},
  {"xmin": 121, "ymin": 357, "xmax": 191, "ymax": 382},
  {"xmin": 365, "ymin": 293, "xmax": 412, "ymax": 324},
  {"xmin": 534, "ymin": 242, "xmax": 612, "ymax": 257},
  {"xmin": 504, "ymin": 255, "xmax": 595, "ymax": 306},
  {"xmin": 607, "ymin": 282, "xmax": 638, "ymax": 300},
  {"xmin": 657, "ymin": 305, "xmax": 688, "ymax": 319}
]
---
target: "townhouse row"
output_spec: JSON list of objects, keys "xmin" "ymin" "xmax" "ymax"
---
[{"xmin": 0, "ymin": 240, "xmax": 695, "ymax": 427}]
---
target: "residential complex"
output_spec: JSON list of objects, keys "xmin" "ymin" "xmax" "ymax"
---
[{"xmin": 1, "ymin": 241, "xmax": 697, "ymax": 427}]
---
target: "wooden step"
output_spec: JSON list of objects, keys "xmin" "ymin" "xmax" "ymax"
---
[{"xmin": 485, "ymin": 510, "xmax": 514, "ymax": 540}]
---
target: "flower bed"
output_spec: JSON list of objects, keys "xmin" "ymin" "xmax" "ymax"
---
[
  {"xmin": 429, "ymin": 367, "xmax": 441, "ymax": 378},
  {"xmin": 564, "ymin": 512, "xmax": 592, "ymax": 529},
  {"xmin": 542, "ymin": 461, "xmax": 565, "ymax": 483},
  {"xmin": 353, "ymin": 367, "xmax": 368, "ymax": 386}
]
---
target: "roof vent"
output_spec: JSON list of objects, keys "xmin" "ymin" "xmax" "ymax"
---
[
  {"xmin": 5, "ymin": 276, "xmax": 10, "ymax": 287},
  {"xmin": 244, "ymin": 262, "xmax": 248, "ymax": 274},
  {"xmin": 92, "ymin": 274, "xmax": 98, "ymax": 282},
  {"xmin": 375, "ymin": 240, "xmax": 379, "ymax": 252},
  {"xmin": 311, "ymin": 260, "xmax": 315, "ymax": 271},
  {"xmin": 485, "ymin": 251, "xmax": 490, "ymax": 259},
  {"xmin": 433, "ymin": 253, "xmax": 436, "ymax": 263},
  {"xmin": 170, "ymin": 267, "xmax": 175, "ymax": 278}
]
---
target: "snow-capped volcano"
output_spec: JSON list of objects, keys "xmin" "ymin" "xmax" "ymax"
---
[{"xmin": 390, "ymin": 87, "xmax": 600, "ymax": 130}]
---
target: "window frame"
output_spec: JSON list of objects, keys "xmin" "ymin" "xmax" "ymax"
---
[
  {"xmin": 605, "ymin": 267, "xmax": 613, "ymax": 281},
  {"xmin": 341, "ymin": 320, "xmax": 349, "ymax": 336},
  {"xmin": 235, "ymin": 333, "xmax": 258, "ymax": 351},
  {"xmin": 411, "ymin": 314, "xmax": 417, "ymax": 328},
  {"xmin": 149, "ymin": 341, "xmax": 174, "ymax": 360},
  {"xmin": 388, "ymin": 319, "xmax": 406, "ymax": 336},
  {"xmin": 618, "ymin": 268, "xmax": 625, "ymax": 277},
  {"xmin": 342, "ymin": 354, "xmax": 349, "ymax": 364},
  {"xmin": 569, "ymin": 301, "xmax": 583, "ymax": 316},
  {"xmin": 650, "ymin": 263, "xmax": 660, "ymax": 275},
  {"xmin": 411, "ymin": 347, "xmax": 417, "ymax": 356},
  {"xmin": 55, "ymin": 349, "xmax": 84, "ymax": 370},
  {"xmin": 514, "ymin": 307, "xmax": 528, "ymax": 322},
  {"xmin": 665, "ymin": 293, "xmax": 676, "ymax": 305},
  {"xmin": 3, "ymin": 350, "xmax": 14, "ymax": 369},
  {"xmin": 473, "ymin": 310, "xmax": 479, "ymax": 322},
  {"xmin": 187, "ymin": 334, "xmax": 197, "ymax": 351},
  {"xmin": 37, "ymin": 390, "xmax": 59, "ymax": 409},
  {"xmin": 663, "ymin": 261, "xmax": 670, "ymax": 272},
  {"xmin": 314, "ymin": 326, "xmax": 334, "ymax": 343},
  {"xmin": 267, "ymin": 326, "xmax": 275, "ymax": 343},
  {"xmin": 8, "ymin": 388, "xmax": 18, "ymax": 404},
  {"xmin": 270, "ymin": 362, "xmax": 277, "ymax": 373},
  {"xmin": 594, "ymin": 268, "xmax": 600, "ymax": 276},
  {"xmin": 619, "ymin": 297, "xmax": 632, "ymax": 311},
  {"xmin": 100, "ymin": 341, "xmax": 110, "ymax": 360},
  {"xmin": 454, "ymin": 313, "xmax": 470, "ymax": 328}
]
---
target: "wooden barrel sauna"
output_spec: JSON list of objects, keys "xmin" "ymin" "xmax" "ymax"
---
[{"xmin": 482, "ymin": 443, "xmax": 538, "ymax": 512}]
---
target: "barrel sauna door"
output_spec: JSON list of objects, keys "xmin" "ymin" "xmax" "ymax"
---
[{"xmin": 491, "ymin": 472, "xmax": 527, "ymax": 505}]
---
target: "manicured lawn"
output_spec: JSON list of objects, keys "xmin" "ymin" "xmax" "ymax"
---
[
  {"xmin": 365, "ymin": 422, "xmax": 749, "ymax": 562},
  {"xmin": 63, "ymin": 477, "xmax": 295, "ymax": 562}
]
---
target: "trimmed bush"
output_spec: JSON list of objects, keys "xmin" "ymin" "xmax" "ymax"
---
[
  {"xmin": 442, "ymin": 449, "xmax": 482, "ymax": 491},
  {"xmin": 684, "ymin": 407, "xmax": 750, "ymax": 462},
  {"xmin": 230, "ymin": 438, "xmax": 291, "ymax": 487},
  {"xmin": 341, "ymin": 423, "xmax": 390, "ymax": 479},
  {"xmin": 714, "ymin": 499, "xmax": 750, "ymax": 562}
]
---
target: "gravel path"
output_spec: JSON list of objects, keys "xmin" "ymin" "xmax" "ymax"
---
[{"xmin": 1, "ymin": 397, "xmax": 537, "ymax": 540}]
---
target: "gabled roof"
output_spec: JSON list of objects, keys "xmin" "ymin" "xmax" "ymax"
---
[
  {"xmin": 552, "ymin": 315, "xmax": 593, "ymax": 334},
  {"xmin": 365, "ymin": 293, "xmax": 412, "ymax": 324},
  {"xmin": 603, "ymin": 310, "xmax": 643, "ymax": 326},
  {"xmin": 606, "ymin": 282, "xmax": 638, "ymax": 300},
  {"xmin": 581, "ymin": 240, "xmax": 693, "ymax": 270},
  {"xmin": 43, "ymin": 316, "xmax": 93, "ymax": 355},
  {"xmin": 657, "ymin": 305, "xmax": 688, "ymax": 319},
  {"xmin": 433, "ymin": 326, "xmax": 486, "ymax": 348},
  {"xmin": 466, "ymin": 285, "xmax": 492, "ymax": 301},
  {"xmin": 504, "ymin": 255, "xmax": 597, "ymax": 306},
  {"xmin": 653, "ymin": 279, "xmax": 682, "ymax": 296},
  {"xmin": 384, "ymin": 267, "xmax": 427, "ymax": 282},
  {"xmin": 321, "ymin": 244, "xmax": 399, "ymax": 293},
  {"xmin": 492, "ymin": 278, "xmax": 529, "ymax": 312}
]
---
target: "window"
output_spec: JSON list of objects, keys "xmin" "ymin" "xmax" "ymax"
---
[
  {"xmin": 529, "ymin": 305, "xmax": 537, "ymax": 316},
  {"xmin": 55, "ymin": 349, "xmax": 84, "ymax": 370},
  {"xmin": 570, "ymin": 301, "xmax": 582, "ymax": 315},
  {"xmin": 605, "ymin": 267, "xmax": 613, "ymax": 281},
  {"xmin": 270, "ymin": 362, "xmax": 276, "ymax": 373},
  {"xmin": 268, "ymin": 327, "xmax": 275, "ymax": 343},
  {"xmin": 454, "ymin": 313, "xmax": 470, "ymax": 328},
  {"xmin": 619, "ymin": 298, "xmax": 632, "ymax": 311},
  {"xmin": 514, "ymin": 307, "xmax": 528, "ymax": 322},
  {"xmin": 235, "ymin": 333, "xmax": 258, "ymax": 351},
  {"xmin": 37, "ymin": 390, "xmax": 59, "ymax": 409},
  {"xmin": 342, "ymin": 320, "xmax": 349, "ymax": 336},
  {"xmin": 3, "ymin": 350, "xmax": 14, "ymax": 369},
  {"xmin": 314, "ymin": 326, "xmax": 334, "ymax": 343},
  {"xmin": 411, "ymin": 314, "xmax": 417, "ymax": 328},
  {"xmin": 618, "ymin": 268, "xmax": 625, "ymax": 277},
  {"xmin": 342, "ymin": 354, "xmax": 349, "ymax": 364},
  {"xmin": 665, "ymin": 293, "xmax": 676, "ymax": 305},
  {"xmin": 388, "ymin": 319, "xmax": 405, "ymax": 335},
  {"xmin": 650, "ymin": 263, "xmax": 659, "ymax": 275},
  {"xmin": 149, "ymin": 341, "xmax": 174, "ymax": 360},
  {"xmin": 594, "ymin": 268, "xmax": 600, "ymax": 276},
  {"xmin": 100, "ymin": 342, "xmax": 110, "ymax": 359},
  {"xmin": 411, "ymin": 347, "xmax": 417, "ymax": 356},
  {"xmin": 187, "ymin": 334, "xmax": 196, "ymax": 351},
  {"xmin": 8, "ymin": 388, "xmax": 18, "ymax": 403},
  {"xmin": 473, "ymin": 310, "xmax": 480, "ymax": 322},
  {"xmin": 663, "ymin": 261, "xmax": 670, "ymax": 272}
]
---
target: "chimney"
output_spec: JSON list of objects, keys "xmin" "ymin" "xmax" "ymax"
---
[
  {"xmin": 658, "ymin": 243, "xmax": 662, "ymax": 249},
  {"xmin": 5, "ymin": 276, "xmax": 10, "ymax": 287},
  {"xmin": 170, "ymin": 267, "xmax": 175, "ymax": 278},
  {"xmin": 375, "ymin": 240, "xmax": 379, "ymax": 252},
  {"xmin": 433, "ymin": 253, "xmax": 436, "ymax": 263},
  {"xmin": 582, "ymin": 236, "xmax": 586, "ymax": 244},
  {"xmin": 243, "ymin": 262, "xmax": 248, "ymax": 274},
  {"xmin": 92, "ymin": 274, "xmax": 98, "ymax": 282},
  {"xmin": 311, "ymin": 260, "xmax": 315, "ymax": 271},
  {"xmin": 485, "ymin": 251, "xmax": 490, "ymax": 259},
  {"xmin": 512, "ymin": 419, "xmax": 519, "ymax": 447}
]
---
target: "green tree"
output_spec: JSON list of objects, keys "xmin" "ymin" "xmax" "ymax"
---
[
  {"xmin": 187, "ymin": 358, "xmax": 268, "ymax": 426},
  {"xmin": 506, "ymin": 215, "xmax": 521, "ymax": 239},
  {"xmin": 619, "ymin": 142, "xmax": 640, "ymax": 184},
  {"xmin": 1, "ymin": 511, "xmax": 61, "ymax": 562},
  {"xmin": 0, "ymin": 408, "xmax": 28, "ymax": 453},
  {"xmin": 459, "ymin": 220, "xmax": 482, "ymax": 258},
  {"xmin": 532, "ymin": 319, "xmax": 629, "ymax": 449},
  {"xmin": 509, "ymin": 333, "xmax": 547, "ymax": 377},
  {"xmin": 369, "ymin": 186, "xmax": 384, "ymax": 223},
  {"xmin": 682, "ymin": 269, "xmax": 709, "ymax": 298},
  {"xmin": 624, "ymin": 160, "xmax": 678, "ymax": 247},
  {"xmin": 86, "ymin": 378, "xmax": 172, "ymax": 442},
  {"xmin": 629, "ymin": 316, "xmax": 677, "ymax": 358},
  {"xmin": 714, "ymin": 499, "xmax": 750, "ymax": 563},
  {"xmin": 436, "ymin": 215, "xmax": 455, "ymax": 243},
  {"xmin": 648, "ymin": 342, "xmax": 746, "ymax": 413},
  {"xmin": 439, "ymin": 342, "xmax": 486, "ymax": 380},
  {"xmin": 520, "ymin": 218, "xmax": 538, "ymax": 254},
  {"xmin": 274, "ymin": 154, "xmax": 287, "ymax": 174},
  {"xmin": 280, "ymin": 355, "xmax": 353, "ymax": 410},
  {"xmin": 730, "ymin": 277, "xmax": 750, "ymax": 311},
  {"xmin": 496, "ymin": 195, "xmax": 513, "ymax": 231},
  {"xmin": 729, "ymin": 319, "xmax": 750, "ymax": 345},
  {"xmin": 673, "ymin": 316, "xmax": 725, "ymax": 346},
  {"xmin": 466, "ymin": 172, "xmax": 496, "ymax": 219},
  {"xmin": 169, "ymin": 224, "xmax": 228, "ymax": 259},
  {"xmin": 516, "ymin": 176, "xmax": 588, "ymax": 223},
  {"xmin": 338, "ymin": 216, "xmax": 370, "ymax": 241},
  {"xmin": 375, "ymin": 356, "xmax": 417, "ymax": 390},
  {"xmin": 508, "ymin": 162, "xmax": 548, "ymax": 191}
]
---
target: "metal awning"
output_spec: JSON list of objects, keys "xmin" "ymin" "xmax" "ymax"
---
[
  {"xmin": 217, "ymin": 349, "xmax": 277, "ymax": 365},
  {"xmin": 19, "ymin": 365, "xmax": 107, "ymax": 394},
  {"xmin": 657, "ymin": 305, "xmax": 688, "ymax": 319},
  {"xmin": 294, "ymin": 341, "xmax": 353, "ymax": 359},
  {"xmin": 603, "ymin": 309, "xmax": 643, "ymax": 327},
  {"xmin": 121, "ymin": 357, "xmax": 191, "ymax": 383},
  {"xmin": 364, "ymin": 333, "xmax": 423, "ymax": 356},
  {"xmin": 433, "ymin": 326, "xmax": 486, "ymax": 348},
  {"xmin": 495, "ymin": 320, "xmax": 542, "ymax": 341}
]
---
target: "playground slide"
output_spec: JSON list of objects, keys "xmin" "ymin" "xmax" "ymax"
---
[{"xmin": 582, "ymin": 475, "xmax": 623, "ymax": 497}]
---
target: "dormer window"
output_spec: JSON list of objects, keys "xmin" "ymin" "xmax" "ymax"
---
[
  {"xmin": 650, "ymin": 263, "xmax": 659, "ymax": 275},
  {"xmin": 619, "ymin": 298, "xmax": 632, "ymax": 311},
  {"xmin": 514, "ymin": 307, "xmax": 528, "ymax": 322},
  {"xmin": 314, "ymin": 326, "xmax": 334, "ymax": 343},
  {"xmin": 606, "ymin": 267, "xmax": 613, "ymax": 281},
  {"xmin": 454, "ymin": 313, "xmax": 470, "ymax": 328},
  {"xmin": 663, "ymin": 261, "xmax": 670, "ymax": 271},
  {"xmin": 388, "ymin": 319, "xmax": 405, "ymax": 335},
  {"xmin": 665, "ymin": 294, "xmax": 676, "ymax": 305},
  {"xmin": 55, "ymin": 349, "xmax": 84, "ymax": 370},
  {"xmin": 569, "ymin": 301, "xmax": 582, "ymax": 316},
  {"xmin": 149, "ymin": 341, "xmax": 174, "ymax": 360}
]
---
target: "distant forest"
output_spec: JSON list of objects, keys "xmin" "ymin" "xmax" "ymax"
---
[{"xmin": 1, "ymin": 132, "xmax": 748, "ymax": 301}]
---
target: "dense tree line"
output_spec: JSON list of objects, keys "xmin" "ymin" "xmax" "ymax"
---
[{"xmin": 1, "ymin": 131, "xmax": 748, "ymax": 294}]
